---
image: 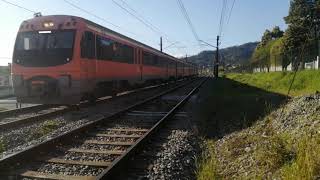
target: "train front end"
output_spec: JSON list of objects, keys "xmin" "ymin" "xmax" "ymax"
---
[{"xmin": 12, "ymin": 15, "xmax": 82, "ymax": 104}]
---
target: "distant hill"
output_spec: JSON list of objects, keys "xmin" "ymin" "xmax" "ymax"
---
[{"xmin": 187, "ymin": 42, "xmax": 258, "ymax": 66}]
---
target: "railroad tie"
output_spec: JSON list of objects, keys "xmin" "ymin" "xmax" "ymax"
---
[
  {"xmin": 83, "ymin": 140, "xmax": 134, "ymax": 146},
  {"xmin": 45, "ymin": 158, "xmax": 112, "ymax": 167},
  {"xmin": 21, "ymin": 171, "xmax": 96, "ymax": 180},
  {"xmin": 67, "ymin": 148, "xmax": 125, "ymax": 155},
  {"xmin": 88, "ymin": 133, "xmax": 141, "ymax": 138}
]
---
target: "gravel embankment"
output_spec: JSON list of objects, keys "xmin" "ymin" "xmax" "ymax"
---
[
  {"xmin": 213, "ymin": 93, "xmax": 320, "ymax": 178},
  {"xmin": 125, "ymin": 95, "xmax": 201, "ymax": 180},
  {"xmin": 147, "ymin": 129, "xmax": 199, "ymax": 180}
]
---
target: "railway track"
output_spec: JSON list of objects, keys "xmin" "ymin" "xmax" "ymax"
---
[
  {"xmin": 0, "ymin": 77, "xmax": 205, "ymax": 180},
  {"xmin": 0, "ymin": 80, "xmax": 185, "ymax": 130}
]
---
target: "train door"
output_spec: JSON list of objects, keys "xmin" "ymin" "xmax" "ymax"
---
[
  {"xmin": 139, "ymin": 50, "xmax": 143, "ymax": 81},
  {"xmin": 166, "ymin": 59, "xmax": 169, "ymax": 79},
  {"xmin": 80, "ymin": 31, "xmax": 96, "ymax": 93},
  {"xmin": 175, "ymin": 62, "xmax": 178, "ymax": 78}
]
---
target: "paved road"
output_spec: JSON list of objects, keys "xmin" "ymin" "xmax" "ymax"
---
[{"xmin": 0, "ymin": 97, "xmax": 39, "ymax": 111}]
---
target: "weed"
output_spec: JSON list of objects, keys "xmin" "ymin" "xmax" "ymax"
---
[
  {"xmin": 196, "ymin": 140, "xmax": 220, "ymax": 180},
  {"xmin": 281, "ymin": 135, "xmax": 320, "ymax": 180},
  {"xmin": 254, "ymin": 134, "xmax": 293, "ymax": 174},
  {"xmin": 0, "ymin": 137, "xmax": 6, "ymax": 154},
  {"xmin": 226, "ymin": 70, "xmax": 320, "ymax": 97},
  {"xmin": 32, "ymin": 120, "xmax": 59, "ymax": 139}
]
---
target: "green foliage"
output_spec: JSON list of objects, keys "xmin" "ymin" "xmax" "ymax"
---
[
  {"xmin": 281, "ymin": 135, "xmax": 320, "ymax": 180},
  {"xmin": 32, "ymin": 120, "xmax": 59, "ymax": 139},
  {"xmin": 196, "ymin": 140, "xmax": 220, "ymax": 180},
  {"xmin": 271, "ymin": 26, "xmax": 284, "ymax": 39},
  {"xmin": 254, "ymin": 134, "xmax": 293, "ymax": 174},
  {"xmin": 251, "ymin": 26, "xmax": 285, "ymax": 69},
  {"xmin": 270, "ymin": 37, "xmax": 286, "ymax": 66},
  {"xmin": 0, "ymin": 137, "xmax": 6, "ymax": 154}
]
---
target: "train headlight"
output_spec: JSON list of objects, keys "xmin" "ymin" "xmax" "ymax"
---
[
  {"xmin": 43, "ymin": 22, "xmax": 54, "ymax": 28},
  {"xmin": 13, "ymin": 75, "xmax": 24, "ymax": 87}
]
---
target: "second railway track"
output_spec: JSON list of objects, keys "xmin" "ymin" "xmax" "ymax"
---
[
  {"xmin": 0, "ymin": 77, "xmax": 205, "ymax": 180},
  {"xmin": 0, "ymin": 79, "xmax": 186, "ymax": 130}
]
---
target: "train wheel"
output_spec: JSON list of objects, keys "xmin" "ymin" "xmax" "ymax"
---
[{"xmin": 88, "ymin": 94, "xmax": 97, "ymax": 105}]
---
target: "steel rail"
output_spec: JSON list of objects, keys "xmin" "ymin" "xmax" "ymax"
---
[
  {"xmin": 0, "ymin": 77, "xmax": 205, "ymax": 180},
  {"xmin": 98, "ymin": 78, "xmax": 207, "ymax": 179},
  {"xmin": 0, "ymin": 79, "xmax": 195, "ymax": 169},
  {"xmin": 0, "ymin": 79, "xmax": 186, "ymax": 130}
]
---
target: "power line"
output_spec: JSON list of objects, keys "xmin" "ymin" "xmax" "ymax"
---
[
  {"xmin": 113, "ymin": 0, "xmax": 189, "ymax": 52},
  {"xmin": 176, "ymin": 0, "xmax": 201, "ymax": 43},
  {"xmin": 0, "ymin": 0, "xmax": 36, "ymax": 13},
  {"xmin": 117, "ymin": 0, "xmax": 164, "ymax": 37},
  {"xmin": 218, "ymin": 0, "xmax": 228, "ymax": 37},
  {"xmin": 226, "ymin": 0, "xmax": 236, "ymax": 26},
  {"xmin": 112, "ymin": 0, "xmax": 165, "ymax": 39},
  {"xmin": 64, "ymin": 0, "xmax": 121, "ymax": 29},
  {"xmin": 63, "ymin": 0, "xmax": 138, "ymax": 36}
]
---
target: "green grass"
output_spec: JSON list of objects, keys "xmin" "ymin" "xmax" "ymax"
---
[
  {"xmin": 226, "ymin": 70, "xmax": 320, "ymax": 96},
  {"xmin": 280, "ymin": 135, "xmax": 320, "ymax": 180},
  {"xmin": 196, "ymin": 72, "xmax": 320, "ymax": 179},
  {"xmin": 0, "ymin": 138, "xmax": 6, "ymax": 154},
  {"xmin": 32, "ymin": 120, "xmax": 59, "ymax": 139},
  {"xmin": 195, "ymin": 78, "xmax": 286, "ymax": 178},
  {"xmin": 196, "ymin": 140, "xmax": 220, "ymax": 180}
]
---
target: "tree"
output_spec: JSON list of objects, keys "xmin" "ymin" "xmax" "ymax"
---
[
  {"xmin": 258, "ymin": 30, "xmax": 273, "ymax": 48},
  {"xmin": 271, "ymin": 26, "xmax": 284, "ymax": 39},
  {"xmin": 283, "ymin": 0, "xmax": 316, "ymax": 69},
  {"xmin": 251, "ymin": 26, "xmax": 284, "ymax": 71}
]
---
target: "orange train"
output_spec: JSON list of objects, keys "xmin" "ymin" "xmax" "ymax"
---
[{"xmin": 12, "ymin": 15, "xmax": 197, "ymax": 104}]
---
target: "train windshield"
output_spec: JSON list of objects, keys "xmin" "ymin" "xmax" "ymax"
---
[{"xmin": 13, "ymin": 30, "xmax": 75, "ymax": 67}]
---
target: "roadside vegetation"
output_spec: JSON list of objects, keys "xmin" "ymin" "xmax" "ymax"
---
[
  {"xmin": 31, "ymin": 120, "xmax": 59, "ymax": 139},
  {"xmin": 195, "ymin": 74, "xmax": 320, "ymax": 179},
  {"xmin": 0, "ymin": 138, "xmax": 6, "ymax": 154},
  {"xmin": 226, "ymin": 70, "xmax": 320, "ymax": 96}
]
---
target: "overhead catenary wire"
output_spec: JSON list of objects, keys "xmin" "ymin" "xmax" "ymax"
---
[
  {"xmin": 113, "ymin": 0, "xmax": 189, "ymax": 54},
  {"xmin": 0, "ymin": 0, "xmax": 37, "ymax": 13},
  {"xmin": 176, "ymin": 0, "xmax": 201, "ymax": 44},
  {"xmin": 218, "ymin": 0, "xmax": 228, "ymax": 37},
  {"xmin": 226, "ymin": 0, "xmax": 236, "ymax": 26},
  {"xmin": 63, "ymin": 0, "xmax": 138, "ymax": 37},
  {"xmin": 116, "ymin": 0, "xmax": 169, "ymax": 40}
]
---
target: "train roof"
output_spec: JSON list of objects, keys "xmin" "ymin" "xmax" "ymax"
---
[{"xmin": 23, "ymin": 15, "xmax": 195, "ymax": 66}]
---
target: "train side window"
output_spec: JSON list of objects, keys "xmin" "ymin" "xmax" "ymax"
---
[
  {"xmin": 81, "ymin": 31, "xmax": 95, "ymax": 59},
  {"xmin": 153, "ymin": 55, "xmax": 159, "ymax": 67},
  {"xmin": 122, "ymin": 45, "xmax": 134, "ymax": 64},
  {"xmin": 143, "ymin": 51, "xmax": 153, "ymax": 66},
  {"xmin": 96, "ymin": 35, "xmax": 114, "ymax": 61}
]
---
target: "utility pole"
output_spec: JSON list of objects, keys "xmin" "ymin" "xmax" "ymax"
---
[
  {"xmin": 160, "ymin": 36, "xmax": 163, "ymax": 52},
  {"xmin": 214, "ymin": 36, "xmax": 220, "ymax": 77}
]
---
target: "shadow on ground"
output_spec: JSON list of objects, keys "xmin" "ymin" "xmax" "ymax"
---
[{"xmin": 194, "ymin": 77, "xmax": 287, "ymax": 138}]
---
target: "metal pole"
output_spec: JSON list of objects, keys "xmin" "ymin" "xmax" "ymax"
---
[
  {"xmin": 160, "ymin": 37, "xmax": 163, "ymax": 52},
  {"xmin": 215, "ymin": 36, "xmax": 220, "ymax": 77}
]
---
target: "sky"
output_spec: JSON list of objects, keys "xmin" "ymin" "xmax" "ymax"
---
[{"xmin": 0, "ymin": 0, "xmax": 290, "ymax": 66}]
